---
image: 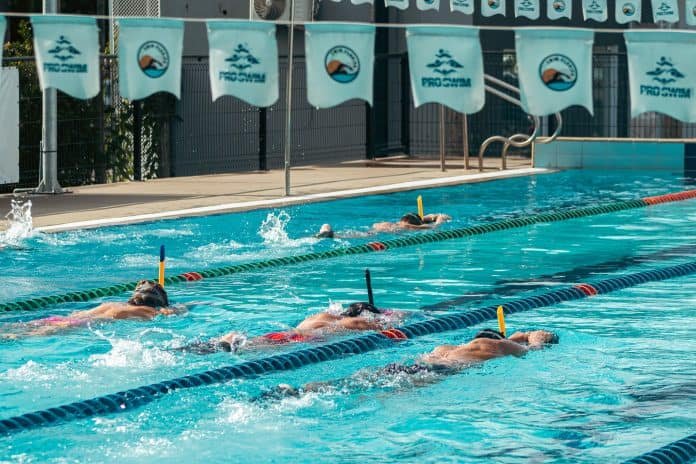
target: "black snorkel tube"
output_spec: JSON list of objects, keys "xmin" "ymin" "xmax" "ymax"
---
[{"xmin": 365, "ymin": 269, "xmax": 374, "ymax": 306}]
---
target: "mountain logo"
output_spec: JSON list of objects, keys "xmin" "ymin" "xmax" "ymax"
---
[
  {"xmin": 539, "ymin": 54, "xmax": 578, "ymax": 91},
  {"xmin": 488, "ymin": 0, "xmax": 501, "ymax": 9},
  {"xmin": 47, "ymin": 36, "xmax": 81, "ymax": 62},
  {"xmin": 226, "ymin": 43, "xmax": 261, "ymax": 71},
  {"xmin": 655, "ymin": 1, "xmax": 674, "ymax": 15},
  {"xmin": 427, "ymin": 49, "xmax": 463, "ymax": 77},
  {"xmin": 325, "ymin": 46, "xmax": 360, "ymax": 84},
  {"xmin": 586, "ymin": 0, "xmax": 603, "ymax": 12},
  {"xmin": 138, "ymin": 41, "xmax": 170, "ymax": 79},
  {"xmin": 646, "ymin": 56, "xmax": 685, "ymax": 85},
  {"xmin": 218, "ymin": 43, "xmax": 267, "ymax": 85},
  {"xmin": 519, "ymin": 0, "xmax": 535, "ymax": 10},
  {"xmin": 622, "ymin": 2, "xmax": 636, "ymax": 16},
  {"xmin": 552, "ymin": 0, "xmax": 566, "ymax": 12}
]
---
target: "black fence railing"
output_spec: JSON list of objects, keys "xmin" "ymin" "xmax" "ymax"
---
[{"xmin": 2, "ymin": 48, "xmax": 694, "ymax": 192}]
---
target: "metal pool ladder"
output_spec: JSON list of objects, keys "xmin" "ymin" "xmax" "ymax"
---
[{"xmin": 471, "ymin": 75, "xmax": 563, "ymax": 171}]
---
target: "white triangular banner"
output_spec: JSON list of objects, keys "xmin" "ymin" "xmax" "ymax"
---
[
  {"xmin": 31, "ymin": 15, "xmax": 100, "ymax": 100},
  {"xmin": 482, "ymin": 0, "xmax": 506, "ymax": 16},
  {"xmin": 452, "ymin": 0, "xmax": 475, "ymax": 13},
  {"xmin": 687, "ymin": 0, "xmax": 696, "ymax": 25},
  {"xmin": 582, "ymin": 0, "xmax": 607, "ymax": 21},
  {"xmin": 207, "ymin": 20, "xmax": 279, "ymax": 107},
  {"xmin": 406, "ymin": 26, "xmax": 484, "ymax": 114},
  {"xmin": 615, "ymin": 0, "xmax": 642, "ymax": 23},
  {"xmin": 385, "ymin": 0, "xmax": 410, "ymax": 8},
  {"xmin": 118, "ymin": 18, "xmax": 184, "ymax": 100},
  {"xmin": 547, "ymin": 0, "xmax": 572, "ymax": 19},
  {"xmin": 305, "ymin": 23, "xmax": 376, "ymax": 109},
  {"xmin": 515, "ymin": 0, "xmax": 539, "ymax": 18},
  {"xmin": 516, "ymin": 28, "xmax": 594, "ymax": 116},
  {"xmin": 651, "ymin": 0, "xmax": 679, "ymax": 23},
  {"xmin": 625, "ymin": 31, "xmax": 696, "ymax": 122},
  {"xmin": 417, "ymin": 0, "xmax": 441, "ymax": 9}
]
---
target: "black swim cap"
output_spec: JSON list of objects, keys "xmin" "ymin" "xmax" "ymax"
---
[
  {"xmin": 316, "ymin": 230, "xmax": 335, "ymax": 239},
  {"xmin": 400, "ymin": 213, "xmax": 424, "ymax": 226},
  {"xmin": 127, "ymin": 280, "xmax": 169, "ymax": 308},
  {"xmin": 341, "ymin": 302, "xmax": 382, "ymax": 317},
  {"xmin": 473, "ymin": 329, "xmax": 505, "ymax": 341}
]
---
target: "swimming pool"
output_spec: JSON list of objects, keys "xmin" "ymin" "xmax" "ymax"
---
[{"xmin": 1, "ymin": 170, "xmax": 694, "ymax": 462}]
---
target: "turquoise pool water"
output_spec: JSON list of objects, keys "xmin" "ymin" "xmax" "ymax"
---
[{"xmin": 0, "ymin": 170, "xmax": 694, "ymax": 462}]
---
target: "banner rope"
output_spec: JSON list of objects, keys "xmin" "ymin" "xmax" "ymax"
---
[{"xmin": 1, "ymin": 189, "xmax": 694, "ymax": 314}]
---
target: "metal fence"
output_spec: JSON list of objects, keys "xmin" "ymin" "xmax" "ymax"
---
[{"xmin": 2, "ymin": 47, "xmax": 695, "ymax": 192}]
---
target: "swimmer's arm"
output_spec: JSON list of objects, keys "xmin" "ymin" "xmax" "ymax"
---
[
  {"xmin": 340, "ymin": 318, "xmax": 384, "ymax": 331},
  {"xmin": 159, "ymin": 305, "xmax": 188, "ymax": 317},
  {"xmin": 508, "ymin": 332, "xmax": 529, "ymax": 344},
  {"xmin": 497, "ymin": 339, "xmax": 529, "ymax": 357}
]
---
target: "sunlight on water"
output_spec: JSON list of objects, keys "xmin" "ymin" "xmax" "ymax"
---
[{"xmin": 0, "ymin": 199, "xmax": 34, "ymax": 249}]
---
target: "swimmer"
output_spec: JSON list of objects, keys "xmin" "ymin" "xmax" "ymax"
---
[
  {"xmin": 2, "ymin": 280, "xmax": 184, "ymax": 338},
  {"xmin": 316, "ymin": 213, "xmax": 451, "ymax": 239},
  {"xmin": 371, "ymin": 212, "xmax": 451, "ymax": 233},
  {"xmin": 259, "ymin": 328, "xmax": 558, "ymax": 400},
  {"xmin": 181, "ymin": 302, "xmax": 408, "ymax": 354}
]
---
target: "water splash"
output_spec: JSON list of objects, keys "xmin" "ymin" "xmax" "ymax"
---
[
  {"xmin": 258, "ymin": 211, "xmax": 292, "ymax": 244},
  {"xmin": 0, "ymin": 199, "xmax": 34, "ymax": 248}
]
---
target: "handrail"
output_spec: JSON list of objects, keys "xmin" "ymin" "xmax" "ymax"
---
[{"xmin": 475, "ymin": 75, "xmax": 562, "ymax": 171}]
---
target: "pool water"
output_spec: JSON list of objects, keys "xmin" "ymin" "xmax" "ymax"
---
[{"xmin": 0, "ymin": 170, "xmax": 694, "ymax": 463}]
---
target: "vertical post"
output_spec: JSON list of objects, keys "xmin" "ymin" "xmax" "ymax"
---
[
  {"xmin": 133, "ymin": 100, "xmax": 143, "ymax": 181},
  {"xmin": 463, "ymin": 113, "xmax": 470, "ymax": 170},
  {"xmin": 108, "ymin": 0, "xmax": 115, "ymax": 53},
  {"xmin": 258, "ymin": 107, "xmax": 267, "ymax": 170},
  {"xmin": 283, "ymin": 1, "xmax": 296, "ymax": 196},
  {"xmin": 439, "ymin": 105, "xmax": 446, "ymax": 172},
  {"xmin": 35, "ymin": 0, "xmax": 63, "ymax": 194},
  {"xmin": 400, "ymin": 54, "xmax": 410, "ymax": 156}
]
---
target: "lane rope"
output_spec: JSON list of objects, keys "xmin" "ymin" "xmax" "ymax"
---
[
  {"xmin": 1, "ymin": 190, "xmax": 695, "ymax": 314},
  {"xmin": 623, "ymin": 433, "xmax": 696, "ymax": 464},
  {"xmin": 1, "ymin": 261, "xmax": 694, "ymax": 436}
]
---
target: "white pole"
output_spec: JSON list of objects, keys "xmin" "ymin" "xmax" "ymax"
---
[
  {"xmin": 36, "ymin": 0, "xmax": 63, "ymax": 194},
  {"xmin": 283, "ymin": 1, "xmax": 296, "ymax": 197}
]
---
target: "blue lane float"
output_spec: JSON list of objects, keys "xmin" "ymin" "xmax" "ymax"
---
[
  {"xmin": 623, "ymin": 432, "xmax": 696, "ymax": 464},
  {"xmin": 1, "ymin": 261, "xmax": 695, "ymax": 436}
]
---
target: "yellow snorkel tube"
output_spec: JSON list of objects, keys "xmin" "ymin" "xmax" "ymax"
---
[
  {"xmin": 497, "ymin": 305, "xmax": 507, "ymax": 337},
  {"xmin": 417, "ymin": 195, "xmax": 424, "ymax": 220},
  {"xmin": 159, "ymin": 245, "xmax": 166, "ymax": 287}
]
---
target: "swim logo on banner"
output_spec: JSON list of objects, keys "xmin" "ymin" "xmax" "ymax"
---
[
  {"xmin": 515, "ymin": 0, "xmax": 539, "ymax": 18},
  {"xmin": 650, "ymin": 0, "xmax": 679, "ymax": 23},
  {"xmin": 31, "ymin": 15, "xmax": 99, "ymax": 99},
  {"xmin": 305, "ymin": 23, "xmax": 375, "ymax": 109},
  {"xmin": 687, "ymin": 0, "xmax": 696, "ymax": 25},
  {"xmin": 385, "ymin": 0, "xmax": 409, "ymax": 8},
  {"xmin": 406, "ymin": 26, "xmax": 484, "ymax": 114},
  {"xmin": 582, "ymin": 0, "xmax": 607, "ymax": 21},
  {"xmin": 118, "ymin": 18, "xmax": 184, "ymax": 100},
  {"xmin": 625, "ymin": 31, "xmax": 696, "ymax": 123},
  {"xmin": 515, "ymin": 28, "xmax": 594, "ymax": 116},
  {"xmin": 616, "ymin": 0, "xmax": 641, "ymax": 23},
  {"xmin": 547, "ymin": 0, "xmax": 572, "ymax": 19},
  {"xmin": 452, "ymin": 0, "xmax": 474, "ymax": 13},
  {"xmin": 207, "ymin": 21, "xmax": 278, "ymax": 107},
  {"xmin": 482, "ymin": 0, "xmax": 506, "ymax": 16},
  {"xmin": 417, "ymin": 0, "xmax": 440, "ymax": 10}
]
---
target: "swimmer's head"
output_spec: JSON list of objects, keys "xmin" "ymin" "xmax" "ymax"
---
[
  {"xmin": 127, "ymin": 280, "xmax": 169, "ymax": 308},
  {"xmin": 400, "ymin": 213, "xmax": 424, "ymax": 226},
  {"xmin": 473, "ymin": 328, "xmax": 505, "ymax": 341},
  {"xmin": 341, "ymin": 302, "xmax": 382, "ymax": 317},
  {"xmin": 316, "ymin": 224, "xmax": 335, "ymax": 239}
]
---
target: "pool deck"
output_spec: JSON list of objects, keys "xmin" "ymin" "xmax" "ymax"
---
[{"xmin": 0, "ymin": 156, "xmax": 550, "ymax": 232}]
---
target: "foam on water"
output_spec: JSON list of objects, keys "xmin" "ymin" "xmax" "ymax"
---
[
  {"xmin": 88, "ymin": 332, "xmax": 178, "ymax": 369},
  {"xmin": 258, "ymin": 211, "xmax": 316, "ymax": 248},
  {"xmin": 0, "ymin": 199, "xmax": 35, "ymax": 249}
]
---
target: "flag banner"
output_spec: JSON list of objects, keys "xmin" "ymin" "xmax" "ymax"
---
[
  {"xmin": 305, "ymin": 23, "xmax": 375, "ymax": 109},
  {"xmin": 351, "ymin": 0, "xmax": 374, "ymax": 3},
  {"xmin": 207, "ymin": 21, "xmax": 278, "ymax": 106},
  {"xmin": 688, "ymin": 0, "xmax": 696, "ymax": 25},
  {"xmin": 31, "ymin": 15, "xmax": 99, "ymax": 100},
  {"xmin": 615, "ymin": 0, "xmax": 641, "ymax": 23},
  {"xmin": 452, "ymin": 0, "xmax": 475, "ymax": 13},
  {"xmin": 385, "ymin": 0, "xmax": 410, "ymax": 8},
  {"xmin": 118, "ymin": 18, "xmax": 184, "ymax": 100},
  {"xmin": 650, "ymin": 0, "xmax": 679, "ymax": 23},
  {"xmin": 406, "ymin": 26, "xmax": 484, "ymax": 114},
  {"xmin": 417, "ymin": 0, "xmax": 441, "ymax": 9},
  {"xmin": 582, "ymin": 0, "xmax": 607, "ymax": 21},
  {"xmin": 482, "ymin": 0, "xmax": 506, "ymax": 16},
  {"xmin": 624, "ymin": 31, "xmax": 696, "ymax": 123},
  {"xmin": 547, "ymin": 0, "xmax": 572, "ymax": 19},
  {"xmin": 515, "ymin": 28, "xmax": 594, "ymax": 116},
  {"xmin": 515, "ymin": 0, "xmax": 540, "ymax": 18}
]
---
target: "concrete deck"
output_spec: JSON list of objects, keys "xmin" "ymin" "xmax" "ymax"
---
[{"xmin": 0, "ymin": 157, "xmax": 549, "ymax": 232}]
